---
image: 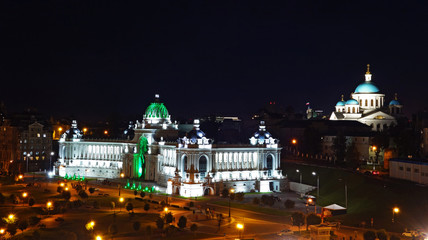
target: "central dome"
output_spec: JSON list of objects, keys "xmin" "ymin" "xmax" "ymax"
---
[
  {"xmin": 354, "ymin": 82, "xmax": 380, "ymax": 93},
  {"xmin": 145, "ymin": 102, "xmax": 169, "ymax": 119}
]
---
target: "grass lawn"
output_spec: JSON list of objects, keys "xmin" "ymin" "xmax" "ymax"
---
[
  {"xmin": 283, "ymin": 162, "xmax": 428, "ymax": 232},
  {"xmin": 212, "ymin": 200, "xmax": 291, "ymax": 217}
]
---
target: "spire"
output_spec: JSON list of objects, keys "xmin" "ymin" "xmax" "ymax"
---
[
  {"xmin": 394, "ymin": 93, "xmax": 398, "ymax": 100},
  {"xmin": 365, "ymin": 64, "xmax": 372, "ymax": 82},
  {"xmin": 341, "ymin": 94, "xmax": 344, "ymax": 101}
]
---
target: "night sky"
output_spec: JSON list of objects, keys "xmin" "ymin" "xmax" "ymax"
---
[{"xmin": 1, "ymin": 1, "xmax": 428, "ymax": 121}]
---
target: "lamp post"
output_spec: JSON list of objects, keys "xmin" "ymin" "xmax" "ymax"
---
[
  {"xmin": 312, "ymin": 172, "xmax": 319, "ymax": 198},
  {"xmin": 50, "ymin": 152, "xmax": 54, "ymax": 172},
  {"xmin": 236, "ymin": 223, "xmax": 244, "ymax": 239},
  {"xmin": 46, "ymin": 201, "xmax": 52, "ymax": 215},
  {"xmin": 119, "ymin": 197, "xmax": 124, "ymax": 212},
  {"xmin": 296, "ymin": 169, "xmax": 302, "ymax": 184},
  {"xmin": 228, "ymin": 188, "xmax": 235, "ymax": 218},
  {"xmin": 26, "ymin": 153, "xmax": 31, "ymax": 173},
  {"xmin": 392, "ymin": 207, "xmax": 399, "ymax": 223}
]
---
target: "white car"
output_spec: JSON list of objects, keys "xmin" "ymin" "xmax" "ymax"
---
[{"xmin": 277, "ymin": 229, "xmax": 293, "ymax": 236}]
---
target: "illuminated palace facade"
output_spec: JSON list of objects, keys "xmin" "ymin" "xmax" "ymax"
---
[{"xmin": 56, "ymin": 95, "xmax": 286, "ymax": 197}]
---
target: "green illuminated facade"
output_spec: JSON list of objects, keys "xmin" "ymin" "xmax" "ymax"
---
[{"xmin": 134, "ymin": 136, "xmax": 148, "ymax": 179}]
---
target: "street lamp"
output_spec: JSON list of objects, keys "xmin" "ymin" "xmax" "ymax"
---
[
  {"xmin": 312, "ymin": 172, "xmax": 319, "ymax": 198},
  {"xmin": 236, "ymin": 223, "xmax": 244, "ymax": 239},
  {"xmin": 119, "ymin": 197, "xmax": 124, "ymax": 212},
  {"xmin": 47, "ymin": 201, "xmax": 52, "ymax": 215},
  {"xmin": 296, "ymin": 169, "xmax": 302, "ymax": 184},
  {"xmin": 392, "ymin": 207, "xmax": 400, "ymax": 223},
  {"xmin": 95, "ymin": 235, "xmax": 102, "ymax": 240},
  {"xmin": 26, "ymin": 153, "xmax": 31, "ymax": 173},
  {"xmin": 228, "ymin": 188, "xmax": 235, "ymax": 218},
  {"xmin": 50, "ymin": 152, "xmax": 54, "ymax": 172}
]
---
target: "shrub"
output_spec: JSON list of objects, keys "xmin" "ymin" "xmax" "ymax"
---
[
  {"xmin": 221, "ymin": 188, "xmax": 229, "ymax": 198},
  {"xmin": 57, "ymin": 186, "xmax": 63, "ymax": 193},
  {"xmin": 78, "ymin": 190, "xmax": 88, "ymax": 199},
  {"xmin": 144, "ymin": 203, "xmax": 150, "ymax": 212},
  {"xmin": 306, "ymin": 213, "xmax": 321, "ymax": 228},
  {"xmin": 165, "ymin": 212, "xmax": 173, "ymax": 224},
  {"xmin": 291, "ymin": 212, "xmax": 305, "ymax": 231},
  {"xmin": 235, "ymin": 192, "xmax": 244, "ymax": 202},
  {"xmin": 363, "ymin": 230, "xmax": 376, "ymax": 240},
  {"xmin": 88, "ymin": 187, "xmax": 95, "ymax": 194},
  {"xmin": 134, "ymin": 190, "xmax": 138, "ymax": 196},
  {"xmin": 376, "ymin": 230, "xmax": 388, "ymax": 240},
  {"xmin": 190, "ymin": 223, "xmax": 198, "ymax": 234},
  {"xmin": 140, "ymin": 192, "xmax": 145, "ymax": 198},
  {"xmin": 252, "ymin": 197, "xmax": 260, "ymax": 205},
  {"xmin": 28, "ymin": 197, "xmax": 35, "ymax": 207},
  {"xmin": 189, "ymin": 201, "xmax": 194, "ymax": 208},
  {"xmin": 28, "ymin": 216, "xmax": 41, "ymax": 226},
  {"xmin": 284, "ymin": 199, "xmax": 295, "ymax": 209},
  {"xmin": 261, "ymin": 195, "xmax": 275, "ymax": 206},
  {"xmin": 156, "ymin": 217, "xmax": 164, "ymax": 230},
  {"xmin": 178, "ymin": 216, "xmax": 187, "ymax": 229},
  {"xmin": 126, "ymin": 202, "xmax": 134, "ymax": 213},
  {"xmin": 17, "ymin": 220, "xmax": 28, "ymax": 232},
  {"xmin": 62, "ymin": 191, "xmax": 71, "ymax": 201}
]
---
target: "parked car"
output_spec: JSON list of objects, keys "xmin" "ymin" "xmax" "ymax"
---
[{"xmin": 277, "ymin": 229, "xmax": 293, "ymax": 236}]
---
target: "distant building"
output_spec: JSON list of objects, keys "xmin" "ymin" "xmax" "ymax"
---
[
  {"xmin": 20, "ymin": 122, "xmax": 53, "ymax": 172},
  {"xmin": 330, "ymin": 64, "xmax": 403, "ymax": 131},
  {"xmin": 389, "ymin": 158, "xmax": 428, "ymax": 185},
  {"xmin": 0, "ymin": 119, "xmax": 20, "ymax": 172}
]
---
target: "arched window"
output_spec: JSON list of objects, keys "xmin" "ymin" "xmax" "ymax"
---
[
  {"xmin": 266, "ymin": 155, "xmax": 273, "ymax": 177},
  {"xmin": 371, "ymin": 99, "xmax": 374, "ymax": 106},
  {"xmin": 365, "ymin": 99, "xmax": 368, "ymax": 106},
  {"xmin": 359, "ymin": 99, "xmax": 362, "ymax": 106},
  {"xmin": 352, "ymin": 107, "xmax": 355, "ymax": 113},
  {"xmin": 376, "ymin": 99, "xmax": 379, "ymax": 107},
  {"xmin": 199, "ymin": 156, "xmax": 207, "ymax": 179},
  {"xmin": 182, "ymin": 155, "xmax": 188, "ymax": 172}
]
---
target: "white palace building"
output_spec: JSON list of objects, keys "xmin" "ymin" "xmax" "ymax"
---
[{"xmin": 55, "ymin": 95, "xmax": 287, "ymax": 197}]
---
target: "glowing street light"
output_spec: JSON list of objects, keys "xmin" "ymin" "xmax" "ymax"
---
[
  {"xmin": 83, "ymin": 128, "xmax": 88, "ymax": 134},
  {"xmin": 46, "ymin": 201, "xmax": 52, "ymax": 215},
  {"xmin": 0, "ymin": 228, "xmax": 5, "ymax": 234},
  {"xmin": 296, "ymin": 169, "xmax": 302, "ymax": 184},
  {"xmin": 291, "ymin": 139, "xmax": 297, "ymax": 145},
  {"xmin": 228, "ymin": 188, "xmax": 235, "ymax": 218},
  {"xmin": 120, "ymin": 173, "xmax": 125, "ymax": 178},
  {"xmin": 85, "ymin": 220, "xmax": 95, "ymax": 231},
  {"xmin": 164, "ymin": 207, "xmax": 168, "ymax": 213},
  {"xmin": 119, "ymin": 197, "xmax": 124, "ymax": 212},
  {"xmin": 104, "ymin": 130, "xmax": 108, "ymax": 135},
  {"xmin": 312, "ymin": 171, "xmax": 320, "ymax": 198},
  {"xmin": 95, "ymin": 235, "xmax": 102, "ymax": 240},
  {"xmin": 392, "ymin": 207, "xmax": 400, "ymax": 223},
  {"xmin": 18, "ymin": 174, "xmax": 23, "ymax": 180},
  {"xmin": 22, "ymin": 192, "xmax": 28, "ymax": 198},
  {"xmin": 236, "ymin": 223, "xmax": 244, "ymax": 239},
  {"xmin": 8, "ymin": 214, "xmax": 15, "ymax": 221},
  {"xmin": 60, "ymin": 182, "xmax": 65, "ymax": 187}
]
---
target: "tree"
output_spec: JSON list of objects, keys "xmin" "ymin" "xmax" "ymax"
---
[
  {"xmin": 140, "ymin": 192, "xmax": 145, "ymax": 198},
  {"xmin": 17, "ymin": 219, "xmax": 28, "ymax": 232},
  {"xmin": 376, "ymin": 230, "xmax": 388, "ymax": 240},
  {"xmin": 126, "ymin": 202, "xmax": 134, "ymax": 213},
  {"xmin": 284, "ymin": 199, "xmax": 295, "ymax": 209},
  {"xmin": 156, "ymin": 217, "xmax": 164, "ymax": 230},
  {"xmin": 144, "ymin": 203, "xmax": 150, "ymax": 213},
  {"xmin": 165, "ymin": 212, "xmax": 173, "ymax": 224},
  {"xmin": 134, "ymin": 190, "xmax": 138, "ymax": 196},
  {"xmin": 133, "ymin": 221, "xmax": 141, "ymax": 231},
  {"xmin": 57, "ymin": 186, "xmax": 63, "ymax": 194},
  {"xmin": 291, "ymin": 212, "xmax": 305, "ymax": 231},
  {"xmin": 371, "ymin": 131, "xmax": 390, "ymax": 163},
  {"xmin": 177, "ymin": 216, "xmax": 187, "ymax": 229},
  {"xmin": 363, "ymin": 230, "xmax": 377, "ymax": 240},
  {"xmin": 306, "ymin": 213, "xmax": 321, "ymax": 230},
  {"xmin": 88, "ymin": 187, "xmax": 95, "ymax": 194},
  {"xmin": 190, "ymin": 223, "xmax": 198, "ymax": 236},
  {"xmin": 28, "ymin": 197, "xmax": 35, "ymax": 207}
]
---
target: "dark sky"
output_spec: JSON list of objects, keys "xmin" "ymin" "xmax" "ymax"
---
[{"xmin": 1, "ymin": 1, "xmax": 428, "ymax": 121}]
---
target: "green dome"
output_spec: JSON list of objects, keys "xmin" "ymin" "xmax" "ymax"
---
[{"xmin": 145, "ymin": 102, "xmax": 169, "ymax": 119}]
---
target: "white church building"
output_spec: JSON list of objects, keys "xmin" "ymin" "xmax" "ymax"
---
[
  {"xmin": 56, "ymin": 95, "xmax": 287, "ymax": 197},
  {"xmin": 329, "ymin": 64, "xmax": 403, "ymax": 131}
]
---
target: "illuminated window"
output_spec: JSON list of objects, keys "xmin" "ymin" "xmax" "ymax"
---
[
  {"xmin": 365, "ymin": 99, "xmax": 368, "ymax": 106},
  {"xmin": 371, "ymin": 99, "xmax": 374, "ymax": 106}
]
